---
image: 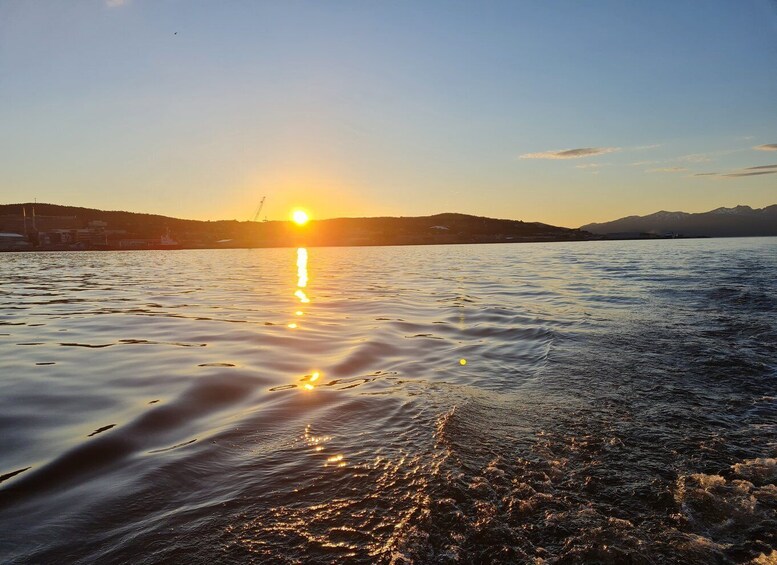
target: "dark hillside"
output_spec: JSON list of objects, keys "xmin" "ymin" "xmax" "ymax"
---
[{"xmin": 0, "ymin": 203, "xmax": 591, "ymax": 250}]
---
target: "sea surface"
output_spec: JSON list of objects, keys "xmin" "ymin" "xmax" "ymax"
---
[{"xmin": 1, "ymin": 239, "xmax": 775, "ymax": 564}]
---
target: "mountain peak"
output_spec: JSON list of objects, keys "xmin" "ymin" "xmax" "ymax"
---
[
  {"xmin": 580, "ymin": 205, "xmax": 777, "ymax": 237},
  {"xmin": 709, "ymin": 205, "xmax": 754, "ymax": 215}
]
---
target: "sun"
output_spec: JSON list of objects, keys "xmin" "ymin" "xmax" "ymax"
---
[{"xmin": 292, "ymin": 210, "xmax": 309, "ymax": 226}]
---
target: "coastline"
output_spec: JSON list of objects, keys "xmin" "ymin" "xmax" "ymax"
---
[{"xmin": 0, "ymin": 233, "xmax": 717, "ymax": 253}]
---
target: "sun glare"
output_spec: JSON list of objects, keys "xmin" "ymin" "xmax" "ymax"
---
[{"xmin": 292, "ymin": 210, "xmax": 309, "ymax": 226}]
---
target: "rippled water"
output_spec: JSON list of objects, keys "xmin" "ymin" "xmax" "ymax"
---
[{"xmin": 1, "ymin": 239, "xmax": 776, "ymax": 564}]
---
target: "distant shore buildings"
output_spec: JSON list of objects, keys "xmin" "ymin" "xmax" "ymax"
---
[
  {"xmin": 0, "ymin": 232, "xmax": 31, "ymax": 250},
  {"xmin": 0, "ymin": 205, "xmax": 178, "ymax": 251}
]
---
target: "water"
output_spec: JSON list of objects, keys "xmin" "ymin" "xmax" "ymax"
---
[{"xmin": 1, "ymin": 239, "xmax": 775, "ymax": 564}]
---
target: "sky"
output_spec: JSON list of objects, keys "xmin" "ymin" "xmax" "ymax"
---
[{"xmin": 1, "ymin": 1, "xmax": 776, "ymax": 228}]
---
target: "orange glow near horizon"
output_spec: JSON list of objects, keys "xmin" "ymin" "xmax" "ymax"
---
[{"xmin": 292, "ymin": 209, "xmax": 310, "ymax": 226}]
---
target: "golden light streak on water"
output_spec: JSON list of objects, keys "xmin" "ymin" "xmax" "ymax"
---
[
  {"xmin": 291, "ymin": 250, "xmax": 313, "ymax": 390},
  {"xmin": 303, "ymin": 425, "xmax": 331, "ymax": 448},
  {"xmin": 294, "ymin": 250, "xmax": 310, "ymax": 303},
  {"xmin": 325, "ymin": 454, "xmax": 346, "ymax": 467},
  {"xmin": 299, "ymin": 371, "xmax": 321, "ymax": 391},
  {"xmin": 296, "ymin": 247, "xmax": 308, "ymax": 288},
  {"xmin": 294, "ymin": 290, "xmax": 310, "ymax": 303}
]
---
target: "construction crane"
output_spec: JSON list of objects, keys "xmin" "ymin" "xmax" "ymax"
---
[{"xmin": 252, "ymin": 197, "xmax": 266, "ymax": 222}]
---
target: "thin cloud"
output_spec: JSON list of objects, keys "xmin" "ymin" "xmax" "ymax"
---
[
  {"xmin": 632, "ymin": 143, "xmax": 662, "ymax": 151},
  {"xmin": 723, "ymin": 170, "xmax": 777, "ymax": 177},
  {"xmin": 754, "ymin": 144, "xmax": 777, "ymax": 151},
  {"xmin": 106, "ymin": 0, "xmax": 129, "ymax": 7},
  {"xmin": 678, "ymin": 153, "xmax": 712, "ymax": 163},
  {"xmin": 636, "ymin": 148, "xmax": 746, "ymax": 170},
  {"xmin": 520, "ymin": 147, "xmax": 619, "ymax": 160},
  {"xmin": 695, "ymin": 166, "xmax": 777, "ymax": 178},
  {"xmin": 744, "ymin": 163, "xmax": 777, "ymax": 170},
  {"xmin": 575, "ymin": 163, "xmax": 602, "ymax": 169},
  {"xmin": 646, "ymin": 167, "xmax": 688, "ymax": 173}
]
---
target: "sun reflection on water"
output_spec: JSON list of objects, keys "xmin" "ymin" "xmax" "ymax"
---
[
  {"xmin": 303, "ymin": 424, "xmax": 330, "ymax": 450},
  {"xmin": 294, "ymin": 289, "xmax": 310, "ymax": 303},
  {"xmin": 325, "ymin": 454, "xmax": 347, "ymax": 467},
  {"xmin": 293, "ymin": 247, "xmax": 311, "ymax": 305},
  {"xmin": 296, "ymin": 247, "xmax": 308, "ymax": 288},
  {"xmin": 291, "ymin": 248, "xmax": 310, "ymax": 321},
  {"xmin": 302, "ymin": 425, "xmax": 346, "ymax": 466},
  {"xmin": 300, "ymin": 371, "xmax": 320, "ymax": 391}
]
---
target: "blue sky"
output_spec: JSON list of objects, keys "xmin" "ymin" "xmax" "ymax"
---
[{"xmin": 1, "ymin": 0, "xmax": 776, "ymax": 226}]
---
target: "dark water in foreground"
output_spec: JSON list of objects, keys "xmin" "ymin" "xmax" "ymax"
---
[{"xmin": 1, "ymin": 239, "xmax": 775, "ymax": 564}]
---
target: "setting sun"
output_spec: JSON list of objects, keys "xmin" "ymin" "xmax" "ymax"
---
[{"xmin": 292, "ymin": 210, "xmax": 309, "ymax": 226}]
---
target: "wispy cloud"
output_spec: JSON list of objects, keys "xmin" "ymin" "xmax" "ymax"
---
[
  {"xmin": 646, "ymin": 167, "xmax": 688, "ymax": 174},
  {"xmin": 520, "ymin": 147, "xmax": 619, "ymax": 160},
  {"xmin": 105, "ymin": 0, "xmax": 129, "ymax": 7},
  {"xmin": 754, "ymin": 144, "xmax": 777, "ymax": 151},
  {"xmin": 723, "ymin": 170, "xmax": 777, "ymax": 177},
  {"xmin": 632, "ymin": 143, "xmax": 662, "ymax": 151},
  {"xmin": 678, "ymin": 153, "xmax": 712, "ymax": 163},
  {"xmin": 574, "ymin": 163, "xmax": 603, "ymax": 169},
  {"xmin": 640, "ymin": 148, "xmax": 744, "ymax": 169},
  {"xmin": 744, "ymin": 163, "xmax": 777, "ymax": 170},
  {"xmin": 695, "ymin": 164, "xmax": 777, "ymax": 178}
]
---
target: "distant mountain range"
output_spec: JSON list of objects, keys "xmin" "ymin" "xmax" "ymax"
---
[{"xmin": 581, "ymin": 205, "xmax": 777, "ymax": 237}]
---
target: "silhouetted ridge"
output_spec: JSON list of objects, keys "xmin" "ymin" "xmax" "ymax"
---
[
  {"xmin": 0, "ymin": 203, "xmax": 590, "ymax": 250},
  {"xmin": 581, "ymin": 205, "xmax": 777, "ymax": 237}
]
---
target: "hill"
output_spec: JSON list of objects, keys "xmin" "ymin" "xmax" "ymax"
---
[
  {"xmin": 580, "ymin": 205, "xmax": 777, "ymax": 237},
  {"xmin": 0, "ymin": 203, "xmax": 591, "ymax": 250}
]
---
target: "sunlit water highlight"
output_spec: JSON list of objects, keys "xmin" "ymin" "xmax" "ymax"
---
[{"xmin": 1, "ymin": 239, "xmax": 775, "ymax": 564}]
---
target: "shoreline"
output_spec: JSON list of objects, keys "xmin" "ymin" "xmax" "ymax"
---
[{"xmin": 0, "ymin": 234, "xmax": 721, "ymax": 253}]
